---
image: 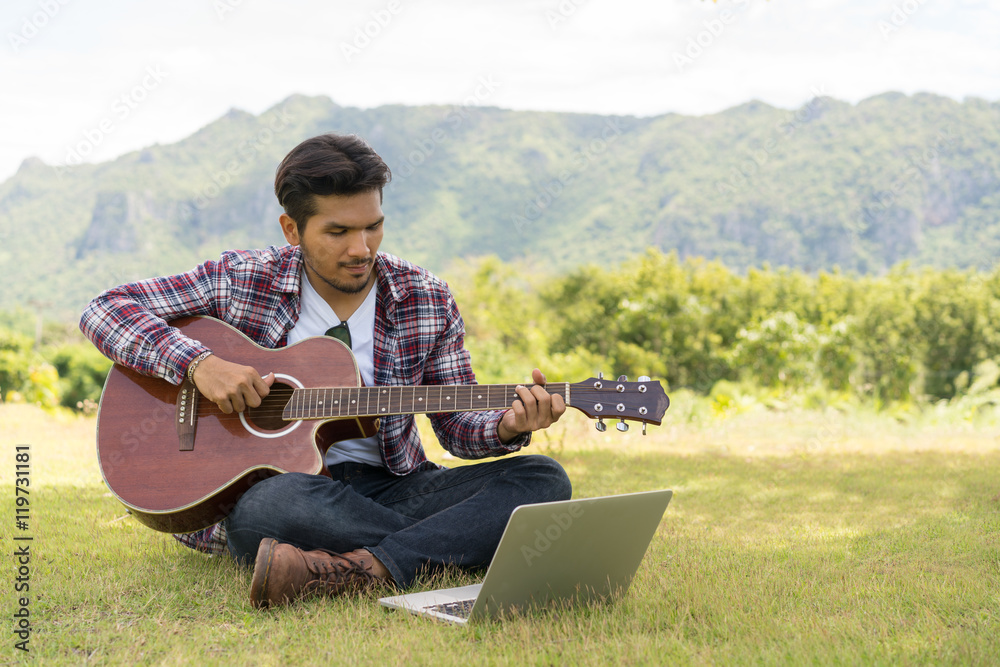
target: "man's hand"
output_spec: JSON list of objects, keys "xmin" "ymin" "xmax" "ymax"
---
[
  {"xmin": 497, "ymin": 368, "xmax": 566, "ymax": 443},
  {"xmin": 191, "ymin": 354, "xmax": 275, "ymax": 414}
]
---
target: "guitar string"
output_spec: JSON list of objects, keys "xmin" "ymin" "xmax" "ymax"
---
[
  {"xmin": 184, "ymin": 382, "xmax": 587, "ymax": 420},
  {"xmin": 189, "ymin": 385, "xmax": 575, "ymax": 418}
]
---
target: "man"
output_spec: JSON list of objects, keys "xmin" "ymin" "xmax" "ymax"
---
[{"xmin": 81, "ymin": 133, "xmax": 572, "ymax": 608}]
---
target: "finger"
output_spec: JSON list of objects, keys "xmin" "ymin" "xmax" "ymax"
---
[
  {"xmin": 550, "ymin": 393, "xmax": 566, "ymax": 420},
  {"xmin": 529, "ymin": 384, "xmax": 552, "ymax": 426},
  {"xmin": 230, "ymin": 390, "xmax": 247, "ymax": 413},
  {"xmin": 252, "ymin": 373, "xmax": 272, "ymax": 398},
  {"xmin": 506, "ymin": 401, "xmax": 526, "ymax": 433},
  {"xmin": 515, "ymin": 384, "xmax": 537, "ymax": 426},
  {"xmin": 531, "ymin": 368, "xmax": 547, "ymax": 386},
  {"xmin": 243, "ymin": 388, "xmax": 263, "ymax": 410},
  {"xmin": 217, "ymin": 398, "xmax": 234, "ymax": 414}
]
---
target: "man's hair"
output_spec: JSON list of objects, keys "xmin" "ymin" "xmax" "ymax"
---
[{"xmin": 274, "ymin": 133, "xmax": 392, "ymax": 230}]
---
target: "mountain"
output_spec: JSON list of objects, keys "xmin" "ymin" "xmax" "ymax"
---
[{"xmin": 2, "ymin": 92, "xmax": 998, "ymax": 319}]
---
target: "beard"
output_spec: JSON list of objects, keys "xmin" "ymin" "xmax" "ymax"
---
[{"xmin": 300, "ymin": 244, "xmax": 374, "ymax": 295}]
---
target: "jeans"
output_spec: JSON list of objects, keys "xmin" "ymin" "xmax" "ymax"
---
[{"xmin": 224, "ymin": 455, "xmax": 572, "ymax": 587}]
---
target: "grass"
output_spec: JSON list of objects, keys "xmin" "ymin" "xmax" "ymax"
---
[{"xmin": 2, "ymin": 399, "xmax": 999, "ymax": 665}]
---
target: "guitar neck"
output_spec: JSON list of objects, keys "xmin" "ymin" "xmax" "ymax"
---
[{"xmin": 282, "ymin": 383, "xmax": 571, "ymax": 421}]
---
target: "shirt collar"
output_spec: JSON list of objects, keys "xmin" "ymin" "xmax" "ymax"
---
[
  {"xmin": 272, "ymin": 245, "xmax": 304, "ymax": 294},
  {"xmin": 373, "ymin": 252, "xmax": 411, "ymax": 324}
]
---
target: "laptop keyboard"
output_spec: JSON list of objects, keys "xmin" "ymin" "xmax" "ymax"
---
[{"xmin": 424, "ymin": 598, "xmax": 476, "ymax": 619}]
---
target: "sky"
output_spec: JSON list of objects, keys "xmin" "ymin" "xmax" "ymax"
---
[{"xmin": 1, "ymin": 0, "xmax": 998, "ymax": 183}]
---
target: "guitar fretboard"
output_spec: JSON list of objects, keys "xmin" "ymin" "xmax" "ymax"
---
[{"xmin": 282, "ymin": 383, "xmax": 571, "ymax": 421}]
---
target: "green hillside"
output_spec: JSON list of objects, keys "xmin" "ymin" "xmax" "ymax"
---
[{"xmin": 1, "ymin": 92, "xmax": 997, "ymax": 319}]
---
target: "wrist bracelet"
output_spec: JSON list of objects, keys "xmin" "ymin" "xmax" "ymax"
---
[{"xmin": 187, "ymin": 351, "xmax": 212, "ymax": 381}]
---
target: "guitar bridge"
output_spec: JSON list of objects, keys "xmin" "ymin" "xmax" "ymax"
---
[{"xmin": 176, "ymin": 379, "xmax": 199, "ymax": 451}]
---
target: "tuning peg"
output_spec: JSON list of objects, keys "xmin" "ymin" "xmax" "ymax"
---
[
  {"xmin": 638, "ymin": 375, "xmax": 650, "ymax": 382},
  {"xmin": 642, "ymin": 422, "xmax": 647, "ymax": 436},
  {"xmin": 595, "ymin": 418, "xmax": 607, "ymax": 433},
  {"xmin": 598, "ymin": 372, "xmax": 604, "ymax": 380},
  {"xmin": 617, "ymin": 374, "xmax": 628, "ymax": 382},
  {"xmin": 616, "ymin": 419, "xmax": 629, "ymax": 433}
]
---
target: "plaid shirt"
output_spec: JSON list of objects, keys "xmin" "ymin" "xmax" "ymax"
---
[{"xmin": 81, "ymin": 245, "xmax": 529, "ymax": 554}]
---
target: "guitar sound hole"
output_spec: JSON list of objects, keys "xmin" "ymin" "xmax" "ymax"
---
[{"xmin": 244, "ymin": 383, "xmax": 295, "ymax": 431}]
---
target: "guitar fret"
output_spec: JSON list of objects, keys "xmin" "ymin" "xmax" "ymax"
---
[
  {"xmin": 289, "ymin": 381, "xmax": 583, "ymax": 420},
  {"xmin": 378, "ymin": 386, "xmax": 390, "ymax": 415}
]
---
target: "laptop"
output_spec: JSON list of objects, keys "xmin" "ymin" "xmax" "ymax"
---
[{"xmin": 378, "ymin": 488, "xmax": 673, "ymax": 624}]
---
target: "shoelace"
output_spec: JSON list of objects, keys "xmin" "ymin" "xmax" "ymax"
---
[{"xmin": 308, "ymin": 557, "xmax": 377, "ymax": 593}]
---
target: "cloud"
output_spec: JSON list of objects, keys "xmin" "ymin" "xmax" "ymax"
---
[{"xmin": 1, "ymin": 0, "xmax": 997, "ymax": 181}]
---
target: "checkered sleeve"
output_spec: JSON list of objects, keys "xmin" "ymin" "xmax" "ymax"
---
[{"xmin": 79, "ymin": 258, "xmax": 231, "ymax": 385}]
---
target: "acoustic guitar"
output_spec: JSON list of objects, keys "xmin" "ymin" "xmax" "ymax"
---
[{"xmin": 96, "ymin": 316, "xmax": 670, "ymax": 533}]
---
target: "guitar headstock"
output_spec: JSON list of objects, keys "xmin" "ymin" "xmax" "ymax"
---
[{"xmin": 569, "ymin": 374, "xmax": 669, "ymax": 434}]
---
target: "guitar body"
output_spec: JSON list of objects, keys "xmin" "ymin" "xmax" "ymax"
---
[{"xmin": 96, "ymin": 316, "xmax": 377, "ymax": 534}]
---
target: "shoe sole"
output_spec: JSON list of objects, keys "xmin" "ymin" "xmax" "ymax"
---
[{"xmin": 249, "ymin": 537, "xmax": 278, "ymax": 609}]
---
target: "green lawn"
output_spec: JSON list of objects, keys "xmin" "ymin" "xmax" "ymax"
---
[{"xmin": 3, "ymin": 402, "xmax": 999, "ymax": 665}]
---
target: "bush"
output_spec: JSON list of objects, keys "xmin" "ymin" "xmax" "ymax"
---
[
  {"xmin": 0, "ymin": 328, "xmax": 37, "ymax": 401},
  {"xmin": 50, "ymin": 343, "xmax": 113, "ymax": 412}
]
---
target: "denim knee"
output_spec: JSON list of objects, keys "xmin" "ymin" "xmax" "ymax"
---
[
  {"xmin": 514, "ymin": 454, "xmax": 573, "ymax": 504},
  {"xmin": 225, "ymin": 473, "xmax": 334, "ymax": 542}
]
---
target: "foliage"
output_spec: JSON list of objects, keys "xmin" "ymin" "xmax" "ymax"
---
[
  {"xmin": 50, "ymin": 342, "xmax": 113, "ymax": 412},
  {"xmin": 450, "ymin": 252, "xmax": 1000, "ymax": 407},
  {"xmin": 9, "ymin": 249, "xmax": 1000, "ymax": 411},
  {"xmin": 0, "ymin": 327, "xmax": 33, "ymax": 398},
  {"xmin": 0, "ymin": 326, "xmax": 60, "ymax": 409}
]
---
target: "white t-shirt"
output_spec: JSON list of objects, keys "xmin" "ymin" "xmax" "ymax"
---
[{"xmin": 287, "ymin": 270, "xmax": 382, "ymax": 467}]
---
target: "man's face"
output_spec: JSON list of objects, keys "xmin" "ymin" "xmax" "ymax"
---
[{"xmin": 279, "ymin": 190, "xmax": 384, "ymax": 298}]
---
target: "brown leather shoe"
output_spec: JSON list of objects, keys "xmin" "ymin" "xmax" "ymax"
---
[{"xmin": 250, "ymin": 537, "xmax": 386, "ymax": 608}]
